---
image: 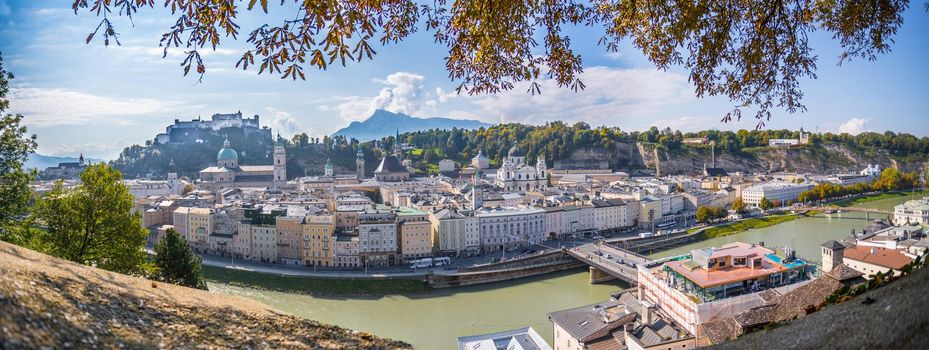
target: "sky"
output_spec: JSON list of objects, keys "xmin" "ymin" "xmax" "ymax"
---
[{"xmin": 0, "ymin": 1, "xmax": 927, "ymax": 160}]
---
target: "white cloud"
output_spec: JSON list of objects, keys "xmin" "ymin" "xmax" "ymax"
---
[
  {"xmin": 467, "ymin": 66, "xmax": 694, "ymax": 126},
  {"xmin": 9, "ymin": 87, "xmax": 181, "ymax": 127},
  {"xmin": 838, "ymin": 117, "xmax": 870, "ymax": 135},
  {"xmin": 265, "ymin": 107, "xmax": 305, "ymax": 138},
  {"xmin": 321, "ymin": 71, "xmax": 438, "ymax": 122},
  {"xmin": 48, "ymin": 138, "xmax": 128, "ymax": 159}
]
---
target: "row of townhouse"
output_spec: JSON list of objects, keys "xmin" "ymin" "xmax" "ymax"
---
[{"xmin": 160, "ymin": 198, "xmax": 641, "ymax": 269}]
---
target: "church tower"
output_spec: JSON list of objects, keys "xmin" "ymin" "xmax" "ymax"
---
[
  {"xmin": 324, "ymin": 158, "xmax": 334, "ymax": 177},
  {"xmin": 536, "ymin": 154, "xmax": 547, "ymax": 179},
  {"xmin": 356, "ymin": 148, "xmax": 365, "ymax": 179},
  {"xmin": 273, "ymin": 142, "xmax": 286, "ymax": 188},
  {"xmin": 472, "ymin": 170, "xmax": 483, "ymax": 210},
  {"xmin": 167, "ymin": 159, "xmax": 179, "ymax": 191},
  {"xmin": 79, "ymin": 153, "xmax": 85, "ymax": 167}
]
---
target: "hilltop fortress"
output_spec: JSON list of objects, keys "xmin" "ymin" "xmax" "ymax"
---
[{"xmin": 155, "ymin": 111, "xmax": 273, "ymax": 144}]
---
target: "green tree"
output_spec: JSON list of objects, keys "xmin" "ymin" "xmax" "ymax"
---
[
  {"xmin": 695, "ymin": 206, "xmax": 710, "ymax": 224},
  {"xmin": 33, "ymin": 163, "xmax": 148, "ymax": 275},
  {"xmin": 759, "ymin": 197, "xmax": 774, "ymax": 211},
  {"xmin": 732, "ymin": 197, "xmax": 746, "ymax": 213},
  {"xmin": 154, "ymin": 228, "xmax": 207, "ymax": 290},
  {"xmin": 0, "ymin": 52, "xmax": 38, "ymax": 240},
  {"xmin": 73, "ymin": 0, "xmax": 913, "ymax": 125}
]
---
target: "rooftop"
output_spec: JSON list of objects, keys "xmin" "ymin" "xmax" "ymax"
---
[
  {"xmin": 456, "ymin": 327, "xmax": 551, "ymax": 350},
  {"xmin": 842, "ymin": 245, "xmax": 913, "ymax": 270}
]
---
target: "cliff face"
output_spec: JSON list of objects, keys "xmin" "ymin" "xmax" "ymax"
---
[
  {"xmin": 634, "ymin": 143, "xmax": 926, "ymax": 175},
  {"xmin": 0, "ymin": 241, "xmax": 410, "ymax": 349}
]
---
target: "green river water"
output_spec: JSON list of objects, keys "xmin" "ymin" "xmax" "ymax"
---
[{"xmin": 209, "ymin": 195, "xmax": 917, "ymax": 349}]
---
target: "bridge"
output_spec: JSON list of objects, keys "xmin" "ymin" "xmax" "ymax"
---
[{"xmin": 565, "ymin": 241, "xmax": 649, "ymax": 285}]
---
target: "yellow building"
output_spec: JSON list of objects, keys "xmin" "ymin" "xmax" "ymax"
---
[
  {"xmin": 303, "ymin": 213, "xmax": 336, "ymax": 267},
  {"xmin": 184, "ymin": 207, "xmax": 214, "ymax": 253},
  {"xmin": 397, "ymin": 206, "xmax": 433, "ymax": 261}
]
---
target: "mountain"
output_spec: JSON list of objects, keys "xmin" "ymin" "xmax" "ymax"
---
[
  {"xmin": 332, "ymin": 109, "xmax": 493, "ymax": 141},
  {"xmin": 25, "ymin": 153, "xmax": 105, "ymax": 170}
]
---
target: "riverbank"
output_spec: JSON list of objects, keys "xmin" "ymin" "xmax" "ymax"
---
[
  {"xmin": 695, "ymin": 212, "xmax": 810, "ymax": 239},
  {"xmin": 202, "ymin": 265, "xmax": 433, "ymax": 296},
  {"xmin": 829, "ymin": 190, "xmax": 929, "ymax": 207}
]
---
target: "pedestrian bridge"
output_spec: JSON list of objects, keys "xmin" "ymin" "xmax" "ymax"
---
[{"xmin": 565, "ymin": 241, "xmax": 649, "ymax": 285}]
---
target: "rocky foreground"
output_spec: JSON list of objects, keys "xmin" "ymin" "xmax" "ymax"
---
[{"xmin": 0, "ymin": 241, "xmax": 410, "ymax": 349}]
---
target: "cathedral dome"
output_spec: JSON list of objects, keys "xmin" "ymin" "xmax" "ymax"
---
[
  {"xmin": 217, "ymin": 139, "xmax": 238, "ymax": 162},
  {"xmin": 507, "ymin": 145, "xmax": 525, "ymax": 157}
]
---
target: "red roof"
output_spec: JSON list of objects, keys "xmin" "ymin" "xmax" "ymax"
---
[{"xmin": 843, "ymin": 246, "xmax": 913, "ymax": 270}]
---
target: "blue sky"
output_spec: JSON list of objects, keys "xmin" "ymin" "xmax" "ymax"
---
[{"xmin": 1, "ymin": 1, "xmax": 926, "ymax": 160}]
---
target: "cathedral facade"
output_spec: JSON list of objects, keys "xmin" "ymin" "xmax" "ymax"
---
[
  {"xmin": 198, "ymin": 139, "xmax": 286, "ymax": 191},
  {"xmin": 495, "ymin": 145, "xmax": 547, "ymax": 192}
]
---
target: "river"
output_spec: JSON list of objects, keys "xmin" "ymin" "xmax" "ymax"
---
[{"xmin": 209, "ymin": 196, "xmax": 912, "ymax": 349}]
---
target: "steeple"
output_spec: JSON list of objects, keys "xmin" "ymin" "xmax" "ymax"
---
[{"xmin": 79, "ymin": 153, "xmax": 85, "ymax": 167}]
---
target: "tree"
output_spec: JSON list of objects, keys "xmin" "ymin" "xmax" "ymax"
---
[
  {"xmin": 759, "ymin": 197, "xmax": 774, "ymax": 211},
  {"xmin": 0, "ymin": 52, "xmax": 38, "ymax": 239},
  {"xmin": 153, "ymin": 228, "xmax": 207, "ymax": 290},
  {"xmin": 33, "ymin": 163, "xmax": 148, "ymax": 275},
  {"xmin": 71, "ymin": 1, "xmax": 913, "ymax": 126},
  {"xmin": 182, "ymin": 183, "xmax": 195, "ymax": 195},
  {"xmin": 696, "ymin": 206, "xmax": 710, "ymax": 224},
  {"xmin": 732, "ymin": 197, "xmax": 746, "ymax": 213}
]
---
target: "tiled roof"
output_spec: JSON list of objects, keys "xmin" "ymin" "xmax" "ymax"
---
[
  {"xmin": 547, "ymin": 301, "xmax": 634, "ymax": 343},
  {"xmin": 820, "ymin": 240, "xmax": 845, "ymax": 250},
  {"xmin": 824, "ymin": 264, "xmax": 864, "ymax": 281},
  {"xmin": 843, "ymin": 245, "xmax": 913, "ymax": 270},
  {"xmin": 374, "ymin": 155, "xmax": 406, "ymax": 173}
]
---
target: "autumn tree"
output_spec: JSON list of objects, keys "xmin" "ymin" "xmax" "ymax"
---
[
  {"xmin": 33, "ymin": 163, "xmax": 149, "ymax": 275},
  {"xmin": 732, "ymin": 197, "xmax": 746, "ymax": 213},
  {"xmin": 71, "ymin": 0, "xmax": 914, "ymax": 126},
  {"xmin": 154, "ymin": 228, "xmax": 207, "ymax": 290}
]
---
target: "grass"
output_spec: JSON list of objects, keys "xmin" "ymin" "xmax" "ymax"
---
[
  {"xmin": 409, "ymin": 148, "xmax": 423, "ymax": 156},
  {"xmin": 202, "ymin": 265, "xmax": 432, "ymax": 296},
  {"xmin": 830, "ymin": 190, "xmax": 929, "ymax": 207},
  {"xmin": 699, "ymin": 212, "xmax": 805, "ymax": 239}
]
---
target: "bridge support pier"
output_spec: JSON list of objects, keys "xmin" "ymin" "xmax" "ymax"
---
[{"xmin": 589, "ymin": 266, "xmax": 617, "ymax": 284}]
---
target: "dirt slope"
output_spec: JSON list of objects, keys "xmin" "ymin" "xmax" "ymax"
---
[{"xmin": 0, "ymin": 241, "xmax": 410, "ymax": 349}]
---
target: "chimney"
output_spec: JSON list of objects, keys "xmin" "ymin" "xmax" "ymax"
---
[{"xmin": 870, "ymin": 248, "xmax": 876, "ymax": 255}]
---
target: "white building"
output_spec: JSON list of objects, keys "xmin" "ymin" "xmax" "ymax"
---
[
  {"xmin": 477, "ymin": 207, "xmax": 546, "ymax": 251},
  {"xmin": 860, "ymin": 164, "xmax": 882, "ymax": 177},
  {"xmin": 893, "ymin": 197, "xmax": 929, "ymax": 226},
  {"xmin": 590, "ymin": 199, "xmax": 629, "ymax": 231},
  {"xmin": 438, "ymin": 159, "xmax": 456, "ymax": 172},
  {"xmin": 495, "ymin": 145, "xmax": 548, "ymax": 192},
  {"xmin": 742, "ymin": 181, "xmax": 813, "ymax": 207},
  {"xmin": 471, "ymin": 150, "xmax": 489, "ymax": 170}
]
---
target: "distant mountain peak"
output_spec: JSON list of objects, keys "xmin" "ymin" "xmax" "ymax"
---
[{"xmin": 332, "ymin": 109, "xmax": 492, "ymax": 141}]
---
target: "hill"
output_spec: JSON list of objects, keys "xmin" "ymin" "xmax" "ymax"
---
[
  {"xmin": 25, "ymin": 153, "xmax": 105, "ymax": 170},
  {"xmin": 0, "ymin": 240, "xmax": 410, "ymax": 349},
  {"xmin": 332, "ymin": 109, "xmax": 492, "ymax": 141}
]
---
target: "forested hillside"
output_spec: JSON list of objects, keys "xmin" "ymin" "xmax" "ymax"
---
[{"xmin": 112, "ymin": 120, "xmax": 929, "ymax": 179}]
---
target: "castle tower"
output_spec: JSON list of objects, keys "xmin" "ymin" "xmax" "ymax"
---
[
  {"xmin": 820, "ymin": 240, "xmax": 845, "ymax": 273},
  {"xmin": 324, "ymin": 158, "xmax": 334, "ymax": 177},
  {"xmin": 273, "ymin": 142, "xmax": 286, "ymax": 188},
  {"xmin": 356, "ymin": 148, "xmax": 365, "ymax": 179}
]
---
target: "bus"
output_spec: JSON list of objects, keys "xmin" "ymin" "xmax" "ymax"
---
[
  {"xmin": 433, "ymin": 257, "xmax": 451, "ymax": 266},
  {"xmin": 409, "ymin": 258, "xmax": 433, "ymax": 269}
]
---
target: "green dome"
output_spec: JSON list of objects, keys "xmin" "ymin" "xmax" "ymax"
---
[
  {"xmin": 217, "ymin": 148, "xmax": 238, "ymax": 161},
  {"xmin": 217, "ymin": 138, "xmax": 238, "ymax": 162}
]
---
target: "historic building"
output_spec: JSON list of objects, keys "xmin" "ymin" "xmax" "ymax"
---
[
  {"xmin": 155, "ymin": 111, "xmax": 272, "ymax": 144},
  {"xmin": 495, "ymin": 145, "xmax": 548, "ymax": 191},
  {"xmin": 198, "ymin": 138, "xmax": 286, "ymax": 191}
]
